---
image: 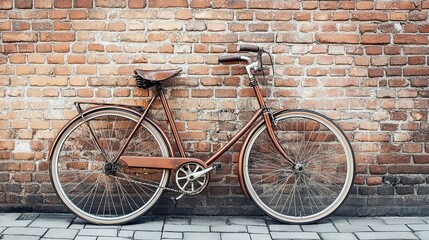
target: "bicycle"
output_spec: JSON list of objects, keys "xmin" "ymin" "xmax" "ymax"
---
[{"xmin": 49, "ymin": 44, "xmax": 355, "ymax": 225}]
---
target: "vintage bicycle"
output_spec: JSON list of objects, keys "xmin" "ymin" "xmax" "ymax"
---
[{"xmin": 49, "ymin": 45, "xmax": 355, "ymax": 225}]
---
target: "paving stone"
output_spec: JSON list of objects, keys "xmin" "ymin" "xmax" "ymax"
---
[
  {"xmin": 78, "ymin": 228, "xmax": 117, "ymax": 237},
  {"xmin": 0, "ymin": 235, "xmax": 40, "ymax": 240},
  {"xmin": 355, "ymin": 232, "xmax": 418, "ymax": 240},
  {"xmin": 0, "ymin": 213, "xmax": 22, "ymax": 221},
  {"xmin": 381, "ymin": 217, "xmax": 425, "ymax": 225},
  {"xmin": 329, "ymin": 217, "xmax": 349, "ymax": 225},
  {"xmin": 271, "ymin": 231, "xmax": 320, "ymax": 239},
  {"xmin": 0, "ymin": 220, "xmax": 32, "ymax": 227},
  {"xmin": 268, "ymin": 224, "xmax": 302, "ymax": 232},
  {"xmin": 191, "ymin": 216, "xmax": 227, "ymax": 226},
  {"xmin": 134, "ymin": 231, "xmax": 162, "ymax": 240},
  {"xmin": 221, "ymin": 233, "xmax": 251, "ymax": 240},
  {"xmin": 74, "ymin": 237, "xmax": 97, "ymax": 240},
  {"xmin": 44, "ymin": 228, "xmax": 79, "ymax": 239},
  {"xmin": 118, "ymin": 230, "xmax": 134, "ymax": 238},
  {"xmin": 38, "ymin": 213, "xmax": 75, "ymax": 219},
  {"xmin": 408, "ymin": 224, "xmax": 429, "ymax": 231},
  {"xmin": 348, "ymin": 218, "xmax": 384, "ymax": 225},
  {"xmin": 29, "ymin": 217, "xmax": 73, "ymax": 228},
  {"xmin": 162, "ymin": 232, "xmax": 182, "ymax": 239},
  {"xmin": 369, "ymin": 224, "xmax": 411, "ymax": 232},
  {"xmin": 211, "ymin": 225, "xmax": 247, "ymax": 232},
  {"xmin": 415, "ymin": 231, "xmax": 429, "ymax": 239},
  {"xmin": 18, "ymin": 213, "xmax": 39, "ymax": 221},
  {"xmin": 321, "ymin": 233, "xmax": 358, "ymax": 240},
  {"xmin": 250, "ymin": 233, "xmax": 272, "ymax": 240},
  {"xmin": 335, "ymin": 224, "xmax": 372, "ymax": 232},
  {"xmin": 3, "ymin": 227, "xmax": 48, "ymax": 236},
  {"xmin": 183, "ymin": 232, "xmax": 220, "ymax": 240},
  {"xmin": 164, "ymin": 224, "xmax": 210, "ymax": 232},
  {"xmin": 165, "ymin": 217, "xmax": 190, "ymax": 225},
  {"xmin": 97, "ymin": 238, "xmax": 130, "ymax": 240},
  {"xmin": 228, "ymin": 217, "xmax": 266, "ymax": 226},
  {"xmin": 301, "ymin": 223, "xmax": 337, "ymax": 232},
  {"xmin": 84, "ymin": 224, "xmax": 120, "ymax": 229},
  {"xmin": 121, "ymin": 220, "xmax": 164, "ymax": 231},
  {"xmin": 248, "ymin": 225, "xmax": 269, "ymax": 234}
]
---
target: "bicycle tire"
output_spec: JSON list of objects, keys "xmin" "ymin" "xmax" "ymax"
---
[
  {"xmin": 242, "ymin": 109, "xmax": 355, "ymax": 224},
  {"xmin": 50, "ymin": 108, "xmax": 170, "ymax": 225}
]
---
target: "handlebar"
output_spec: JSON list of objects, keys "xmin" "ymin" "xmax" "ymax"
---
[
  {"xmin": 218, "ymin": 44, "xmax": 265, "ymax": 71},
  {"xmin": 218, "ymin": 55, "xmax": 242, "ymax": 63},
  {"xmin": 237, "ymin": 44, "xmax": 261, "ymax": 52}
]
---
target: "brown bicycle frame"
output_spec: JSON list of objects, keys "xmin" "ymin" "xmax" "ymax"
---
[{"xmin": 115, "ymin": 81, "xmax": 295, "ymax": 168}]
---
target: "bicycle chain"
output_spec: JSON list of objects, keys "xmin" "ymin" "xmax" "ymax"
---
[{"xmin": 110, "ymin": 175, "xmax": 187, "ymax": 195}]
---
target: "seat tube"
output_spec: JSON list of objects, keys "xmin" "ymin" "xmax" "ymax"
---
[{"xmin": 157, "ymin": 84, "xmax": 186, "ymax": 158}]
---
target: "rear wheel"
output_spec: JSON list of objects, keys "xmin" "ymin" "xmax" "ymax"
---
[
  {"xmin": 242, "ymin": 110, "xmax": 355, "ymax": 223},
  {"xmin": 50, "ymin": 108, "xmax": 170, "ymax": 225}
]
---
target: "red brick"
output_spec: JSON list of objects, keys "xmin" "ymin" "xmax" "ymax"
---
[
  {"xmin": 249, "ymin": 0, "xmax": 299, "ymax": 10},
  {"xmin": 213, "ymin": 0, "xmax": 246, "ymax": 8},
  {"xmin": 128, "ymin": 0, "xmax": 145, "ymax": 8},
  {"xmin": 0, "ymin": 0, "xmax": 13, "ymax": 9},
  {"xmin": 95, "ymin": 0, "xmax": 126, "ymax": 7},
  {"xmin": 69, "ymin": 10, "xmax": 87, "ymax": 19},
  {"xmin": 362, "ymin": 34, "xmax": 391, "ymax": 44},
  {"xmin": 148, "ymin": 0, "xmax": 187, "ymax": 7},
  {"xmin": 72, "ymin": 22, "xmax": 106, "ymax": 30},
  {"xmin": 54, "ymin": 0, "xmax": 71, "ymax": 8},
  {"xmin": 404, "ymin": 67, "xmax": 429, "ymax": 76},
  {"xmin": 201, "ymin": 34, "xmax": 237, "ymax": 43},
  {"xmin": 195, "ymin": 10, "xmax": 233, "ymax": 20},
  {"xmin": 394, "ymin": 34, "xmax": 429, "ymax": 44},
  {"xmin": 378, "ymin": 155, "xmax": 411, "ymax": 164},
  {"xmin": 414, "ymin": 155, "xmax": 429, "ymax": 164},
  {"xmin": 315, "ymin": 33, "xmax": 359, "ymax": 44},
  {"xmin": 15, "ymin": 0, "xmax": 32, "ymax": 8},
  {"xmin": 3, "ymin": 33, "xmax": 37, "ymax": 42},
  {"xmin": 74, "ymin": 0, "xmax": 93, "ymax": 8},
  {"xmin": 40, "ymin": 32, "xmax": 75, "ymax": 42},
  {"xmin": 352, "ymin": 12, "xmax": 388, "ymax": 21},
  {"xmin": 191, "ymin": 0, "xmax": 210, "ymax": 8},
  {"xmin": 35, "ymin": 0, "xmax": 52, "ymax": 8}
]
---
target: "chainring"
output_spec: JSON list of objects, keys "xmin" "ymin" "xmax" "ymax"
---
[{"xmin": 175, "ymin": 162, "xmax": 209, "ymax": 195}]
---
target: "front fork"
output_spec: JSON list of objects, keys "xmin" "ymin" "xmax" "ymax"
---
[{"xmin": 246, "ymin": 64, "xmax": 296, "ymax": 167}]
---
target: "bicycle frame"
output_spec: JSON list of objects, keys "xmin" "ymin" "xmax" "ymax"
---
[{"xmin": 117, "ymin": 69, "xmax": 295, "ymax": 170}]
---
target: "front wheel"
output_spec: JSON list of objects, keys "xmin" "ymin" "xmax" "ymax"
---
[
  {"xmin": 50, "ymin": 108, "xmax": 171, "ymax": 225},
  {"xmin": 242, "ymin": 109, "xmax": 355, "ymax": 224}
]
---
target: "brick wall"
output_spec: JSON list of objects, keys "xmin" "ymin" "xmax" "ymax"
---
[{"xmin": 0, "ymin": 0, "xmax": 428, "ymax": 216}]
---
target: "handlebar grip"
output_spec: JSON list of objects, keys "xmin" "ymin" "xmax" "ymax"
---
[
  {"xmin": 218, "ymin": 55, "xmax": 242, "ymax": 63},
  {"xmin": 237, "ymin": 44, "xmax": 260, "ymax": 52}
]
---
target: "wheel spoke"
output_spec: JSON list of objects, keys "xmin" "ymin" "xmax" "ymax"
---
[
  {"xmin": 50, "ymin": 110, "xmax": 170, "ymax": 224},
  {"xmin": 244, "ymin": 110, "xmax": 354, "ymax": 223}
]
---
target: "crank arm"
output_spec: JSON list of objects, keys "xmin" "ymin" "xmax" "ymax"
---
[{"xmin": 188, "ymin": 166, "xmax": 214, "ymax": 180}]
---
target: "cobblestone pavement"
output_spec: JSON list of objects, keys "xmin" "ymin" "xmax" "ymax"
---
[{"xmin": 0, "ymin": 213, "xmax": 429, "ymax": 240}]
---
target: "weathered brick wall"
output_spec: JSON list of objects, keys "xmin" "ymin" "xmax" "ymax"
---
[{"xmin": 0, "ymin": 0, "xmax": 428, "ymax": 216}]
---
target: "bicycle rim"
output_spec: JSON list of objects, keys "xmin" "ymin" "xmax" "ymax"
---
[
  {"xmin": 50, "ymin": 109, "xmax": 170, "ymax": 225},
  {"xmin": 243, "ymin": 110, "xmax": 355, "ymax": 223}
]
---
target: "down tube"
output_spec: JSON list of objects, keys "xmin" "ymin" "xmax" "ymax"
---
[{"xmin": 205, "ymin": 109, "xmax": 264, "ymax": 166}]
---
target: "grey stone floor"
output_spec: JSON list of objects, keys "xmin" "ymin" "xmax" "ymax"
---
[{"xmin": 0, "ymin": 213, "xmax": 428, "ymax": 240}]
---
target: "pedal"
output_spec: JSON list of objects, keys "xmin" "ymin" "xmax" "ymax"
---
[
  {"xmin": 170, "ymin": 193, "xmax": 184, "ymax": 207},
  {"xmin": 214, "ymin": 162, "xmax": 222, "ymax": 171},
  {"xmin": 170, "ymin": 196, "xmax": 179, "ymax": 207}
]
